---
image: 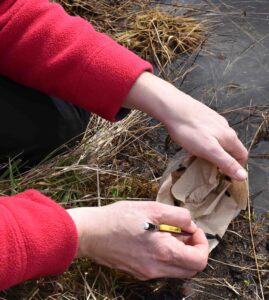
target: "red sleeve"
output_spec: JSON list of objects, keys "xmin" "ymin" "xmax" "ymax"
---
[
  {"xmin": 0, "ymin": 0, "xmax": 152, "ymax": 121},
  {"xmin": 0, "ymin": 190, "xmax": 78, "ymax": 291}
]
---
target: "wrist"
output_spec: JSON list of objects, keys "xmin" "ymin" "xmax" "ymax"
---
[
  {"xmin": 66, "ymin": 207, "xmax": 107, "ymax": 259},
  {"xmin": 123, "ymin": 72, "xmax": 188, "ymax": 127},
  {"xmin": 66, "ymin": 207, "xmax": 93, "ymax": 258}
]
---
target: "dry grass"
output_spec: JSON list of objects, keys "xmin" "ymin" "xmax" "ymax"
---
[
  {"xmin": 0, "ymin": 112, "xmax": 169, "ymax": 300},
  {"xmin": 0, "ymin": 111, "xmax": 165, "ymax": 204},
  {"xmin": 116, "ymin": 9, "xmax": 205, "ymax": 70},
  {"xmin": 55, "ymin": 0, "xmax": 206, "ymax": 73}
]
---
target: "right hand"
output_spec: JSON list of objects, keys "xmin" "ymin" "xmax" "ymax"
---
[
  {"xmin": 67, "ymin": 201, "xmax": 209, "ymax": 280},
  {"xmin": 124, "ymin": 72, "xmax": 248, "ymax": 180}
]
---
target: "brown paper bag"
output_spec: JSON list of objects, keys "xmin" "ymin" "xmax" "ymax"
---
[{"xmin": 156, "ymin": 153, "xmax": 248, "ymax": 251}]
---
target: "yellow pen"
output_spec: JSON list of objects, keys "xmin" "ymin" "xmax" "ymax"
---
[
  {"xmin": 143, "ymin": 222, "xmax": 191, "ymax": 236},
  {"xmin": 143, "ymin": 222, "xmax": 220, "ymax": 240}
]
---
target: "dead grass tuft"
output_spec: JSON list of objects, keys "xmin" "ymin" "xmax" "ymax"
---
[
  {"xmin": 55, "ymin": 0, "xmax": 206, "ymax": 72},
  {"xmin": 0, "ymin": 111, "xmax": 165, "ymax": 206},
  {"xmin": 116, "ymin": 9, "xmax": 205, "ymax": 69}
]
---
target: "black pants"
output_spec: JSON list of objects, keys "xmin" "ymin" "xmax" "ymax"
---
[{"xmin": 0, "ymin": 76, "xmax": 90, "ymax": 170}]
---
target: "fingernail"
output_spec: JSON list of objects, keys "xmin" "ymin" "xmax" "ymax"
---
[
  {"xmin": 235, "ymin": 168, "xmax": 247, "ymax": 180},
  {"xmin": 191, "ymin": 220, "xmax": 197, "ymax": 229}
]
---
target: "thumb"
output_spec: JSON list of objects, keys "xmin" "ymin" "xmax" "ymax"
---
[{"xmin": 201, "ymin": 139, "xmax": 248, "ymax": 181}]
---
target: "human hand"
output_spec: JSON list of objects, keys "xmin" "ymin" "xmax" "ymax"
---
[
  {"xmin": 124, "ymin": 72, "xmax": 248, "ymax": 181},
  {"xmin": 67, "ymin": 201, "xmax": 208, "ymax": 280}
]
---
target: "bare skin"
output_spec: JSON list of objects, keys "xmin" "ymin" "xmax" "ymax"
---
[
  {"xmin": 68, "ymin": 72, "xmax": 248, "ymax": 280},
  {"xmin": 67, "ymin": 202, "xmax": 208, "ymax": 280},
  {"xmin": 124, "ymin": 72, "xmax": 248, "ymax": 180}
]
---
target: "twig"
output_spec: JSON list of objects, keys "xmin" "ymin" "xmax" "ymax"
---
[
  {"xmin": 245, "ymin": 164, "xmax": 265, "ymax": 300},
  {"xmin": 248, "ymin": 117, "xmax": 267, "ymax": 153},
  {"xmin": 78, "ymin": 267, "xmax": 98, "ymax": 300},
  {"xmin": 244, "ymin": 108, "xmax": 267, "ymax": 300},
  {"xmin": 97, "ymin": 167, "xmax": 101, "ymax": 207},
  {"xmin": 223, "ymin": 279, "xmax": 240, "ymax": 296},
  {"xmin": 208, "ymin": 258, "xmax": 269, "ymax": 272}
]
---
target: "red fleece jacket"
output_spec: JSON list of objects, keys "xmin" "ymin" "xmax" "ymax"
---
[{"xmin": 0, "ymin": 0, "xmax": 152, "ymax": 290}]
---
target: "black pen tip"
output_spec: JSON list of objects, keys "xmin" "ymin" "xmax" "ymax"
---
[{"xmin": 205, "ymin": 233, "xmax": 221, "ymax": 241}]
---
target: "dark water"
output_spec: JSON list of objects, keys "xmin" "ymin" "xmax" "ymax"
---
[{"xmin": 163, "ymin": 0, "xmax": 269, "ymax": 214}]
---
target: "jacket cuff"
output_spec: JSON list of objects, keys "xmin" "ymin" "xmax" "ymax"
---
[{"xmin": 0, "ymin": 189, "xmax": 78, "ymax": 290}]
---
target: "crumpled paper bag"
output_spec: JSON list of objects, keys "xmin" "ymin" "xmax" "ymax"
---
[{"xmin": 156, "ymin": 153, "xmax": 248, "ymax": 251}]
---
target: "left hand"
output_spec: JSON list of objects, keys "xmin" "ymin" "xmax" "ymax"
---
[{"xmin": 67, "ymin": 201, "xmax": 209, "ymax": 280}]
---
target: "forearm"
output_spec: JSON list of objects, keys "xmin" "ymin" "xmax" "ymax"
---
[{"xmin": 123, "ymin": 72, "xmax": 193, "ymax": 126}]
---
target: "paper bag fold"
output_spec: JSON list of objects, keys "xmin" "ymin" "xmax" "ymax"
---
[{"xmin": 157, "ymin": 154, "xmax": 248, "ymax": 251}]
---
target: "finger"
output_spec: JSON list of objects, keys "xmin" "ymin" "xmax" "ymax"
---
[
  {"xmin": 154, "ymin": 203, "xmax": 197, "ymax": 233},
  {"xmin": 177, "ymin": 228, "xmax": 208, "ymax": 249},
  {"xmin": 166, "ymin": 229, "xmax": 209, "ymax": 271},
  {"xmin": 200, "ymin": 138, "xmax": 248, "ymax": 181},
  {"xmin": 186, "ymin": 228, "xmax": 208, "ymax": 248},
  {"xmin": 121, "ymin": 245, "xmax": 198, "ymax": 280},
  {"xmin": 174, "ymin": 233, "xmax": 194, "ymax": 244},
  {"xmin": 138, "ymin": 264, "xmax": 197, "ymax": 280},
  {"xmin": 219, "ymin": 128, "xmax": 248, "ymax": 166}
]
